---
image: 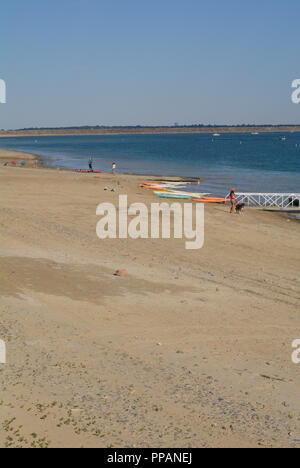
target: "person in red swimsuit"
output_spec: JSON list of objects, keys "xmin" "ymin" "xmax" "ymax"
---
[{"xmin": 230, "ymin": 188, "xmax": 236, "ymax": 213}]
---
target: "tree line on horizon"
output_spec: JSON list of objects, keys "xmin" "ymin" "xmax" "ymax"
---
[{"xmin": 12, "ymin": 123, "xmax": 300, "ymax": 131}]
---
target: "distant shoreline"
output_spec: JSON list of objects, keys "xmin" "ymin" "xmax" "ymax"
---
[{"xmin": 1, "ymin": 125, "xmax": 300, "ymax": 138}]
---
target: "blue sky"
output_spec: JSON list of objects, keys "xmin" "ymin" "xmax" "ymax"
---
[{"xmin": 0, "ymin": 0, "xmax": 299, "ymax": 128}]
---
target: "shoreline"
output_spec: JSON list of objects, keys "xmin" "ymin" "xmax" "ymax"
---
[
  {"xmin": 1, "ymin": 148, "xmax": 299, "ymax": 222},
  {"xmin": 1, "ymin": 132, "xmax": 299, "ymax": 195},
  {"xmin": 0, "ymin": 148, "xmax": 201, "ymax": 181},
  {"xmin": 1, "ymin": 126, "xmax": 300, "ymax": 138}
]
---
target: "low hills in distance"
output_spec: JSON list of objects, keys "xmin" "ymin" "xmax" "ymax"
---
[{"xmin": 1, "ymin": 124, "xmax": 300, "ymax": 137}]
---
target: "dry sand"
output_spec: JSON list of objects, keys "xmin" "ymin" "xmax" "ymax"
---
[{"xmin": 0, "ymin": 149, "xmax": 299, "ymax": 448}]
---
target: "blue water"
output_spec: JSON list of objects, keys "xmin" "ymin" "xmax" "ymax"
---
[{"xmin": 0, "ymin": 132, "xmax": 300, "ymax": 196}]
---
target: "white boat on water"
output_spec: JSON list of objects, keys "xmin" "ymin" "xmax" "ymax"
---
[{"xmin": 213, "ymin": 133, "xmax": 220, "ymax": 137}]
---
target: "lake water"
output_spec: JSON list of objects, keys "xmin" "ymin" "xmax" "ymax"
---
[{"xmin": 0, "ymin": 132, "xmax": 299, "ymax": 196}]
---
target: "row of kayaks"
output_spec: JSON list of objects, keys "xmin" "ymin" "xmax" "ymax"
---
[
  {"xmin": 140, "ymin": 182, "xmax": 188, "ymax": 189},
  {"xmin": 140, "ymin": 182, "xmax": 207, "ymax": 199},
  {"xmin": 73, "ymin": 177, "xmax": 228, "ymax": 203},
  {"xmin": 155, "ymin": 192, "xmax": 230, "ymax": 203},
  {"xmin": 154, "ymin": 190, "xmax": 209, "ymax": 197},
  {"xmin": 140, "ymin": 181, "xmax": 229, "ymax": 203}
]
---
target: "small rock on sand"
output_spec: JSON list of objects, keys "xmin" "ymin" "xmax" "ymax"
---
[{"xmin": 114, "ymin": 269, "xmax": 128, "ymax": 277}]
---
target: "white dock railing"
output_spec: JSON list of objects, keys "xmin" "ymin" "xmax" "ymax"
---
[{"xmin": 228, "ymin": 193, "xmax": 300, "ymax": 208}]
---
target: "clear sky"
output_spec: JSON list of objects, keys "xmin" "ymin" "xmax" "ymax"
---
[{"xmin": 0, "ymin": 0, "xmax": 299, "ymax": 129}]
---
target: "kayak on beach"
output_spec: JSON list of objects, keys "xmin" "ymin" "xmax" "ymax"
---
[
  {"xmin": 155, "ymin": 192, "xmax": 191, "ymax": 199},
  {"xmin": 75, "ymin": 170, "xmax": 103, "ymax": 173},
  {"xmin": 192, "ymin": 197, "xmax": 230, "ymax": 203},
  {"xmin": 154, "ymin": 190, "xmax": 210, "ymax": 197},
  {"xmin": 140, "ymin": 183, "xmax": 187, "ymax": 189}
]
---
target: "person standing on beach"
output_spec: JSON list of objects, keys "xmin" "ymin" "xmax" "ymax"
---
[
  {"xmin": 230, "ymin": 188, "xmax": 236, "ymax": 213},
  {"xmin": 112, "ymin": 162, "xmax": 116, "ymax": 175},
  {"xmin": 34, "ymin": 159, "xmax": 38, "ymax": 168},
  {"xmin": 88, "ymin": 157, "xmax": 93, "ymax": 172}
]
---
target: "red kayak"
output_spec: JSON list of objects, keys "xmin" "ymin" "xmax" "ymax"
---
[
  {"xmin": 75, "ymin": 170, "xmax": 102, "ymax": 173},
  {"xmin": 192, "ymin": 197, "xmax": 230, "ymax": 203}
]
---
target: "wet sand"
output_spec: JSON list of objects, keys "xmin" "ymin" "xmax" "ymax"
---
[{"xmin": 0, "ymin": 149, "xmax": 299, "ymax": 448}]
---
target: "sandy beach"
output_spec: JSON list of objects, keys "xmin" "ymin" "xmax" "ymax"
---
[{"xmin": 0, "ymin": 148, "xmax": 299, "ymax": 448}]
